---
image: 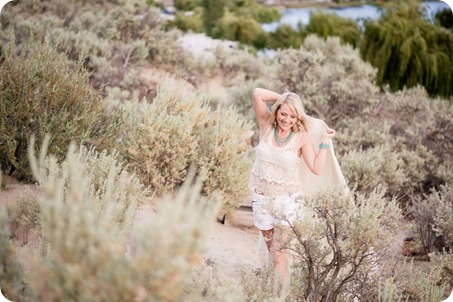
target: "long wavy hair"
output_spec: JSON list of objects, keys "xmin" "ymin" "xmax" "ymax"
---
[{"xmin": 269, "ymin": 92, "xmax": 309, "ymax": 132}]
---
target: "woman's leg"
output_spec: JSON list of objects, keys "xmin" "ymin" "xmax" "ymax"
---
[
  {"xmin": 261, "ymin": 228, "xmax": 274, "ymax": 251},
  {"xmin": 261, "ymin": 228, "xmax": 288, "ymax": 281},
  {"xmin": 272, "ymin": 228, "xmax": 288, "ymax": 281}
]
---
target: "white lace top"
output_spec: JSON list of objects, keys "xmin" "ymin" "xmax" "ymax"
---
[{"xmin": 249, "ymin": 127, "xmax": 303, "ymax": 196}]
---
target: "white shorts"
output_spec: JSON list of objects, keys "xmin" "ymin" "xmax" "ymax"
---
[{"xmin": 252, "ymin": 192, "xmax": 303, "ymax": 230}]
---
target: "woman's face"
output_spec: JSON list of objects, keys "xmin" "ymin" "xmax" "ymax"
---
[{"xmin": 276, "ymin": 103, "xmax": 298, "ymax": 131}]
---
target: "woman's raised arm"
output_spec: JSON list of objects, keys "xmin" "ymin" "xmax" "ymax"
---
[{"xmin": 253, "ymin": 88, "xmax": 280, "ymax": 131}]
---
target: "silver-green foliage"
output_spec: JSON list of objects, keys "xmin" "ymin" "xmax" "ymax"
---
[
  {"xmin": 0, "ymin": 37, "xmax": 111, "ymax": 180},
  {"xmin": 286, "ymin": 186, "xmax": 401, "ymax": 301},
  {"xmin": 0, "ymin": 208, "xmax": 24, "ymax": 302},
  {"xmin": 194, "ymin": 107, "xmax": 253, "ymax": 215},
  {"xmin": 7, "ymin": 189, "xmax": 40, "ymax": 245},
  {"xmin": 339, "ymin": 145, "xmax": 407, "ymax": 195},
  {"xmin": 26, "ymin": 136, "xmax": 220, "ymax": 301},
  {"xmin": 411, "ymin": 184, "xmax": 453, "ymax": 253},
  {"xmin": 273, "ymin": 35, "xmax": 379, "ymax": 125},
  {"xmin": 181, "ymin": 264, "xmax": 247, "ymax": 302},
  {"xmin": 432, "ymin": 184, "xmax": 453, "ymax": 248},
  {"xmin": 122, "ymin": 78, "xmax": 253, "ymax": 214}
]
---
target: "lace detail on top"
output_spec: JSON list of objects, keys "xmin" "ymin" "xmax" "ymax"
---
[{"xmin": 249, "ymin": 127, "xmax": 302, "ymax": 196}]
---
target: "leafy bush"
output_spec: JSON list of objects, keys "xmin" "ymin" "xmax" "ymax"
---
[
  {"xmin": 0, "ymin": 37, "xmax": 121, "ymax": 181},
  {"xmin": 212, "ymin": 11, "xmax": 268, "ymax": 47},
  {"xmin": 172, "ymin": 8, "xmax": 204, "ymax": 33},
  {"xmin": 23, "ymin": 135, "xmax": 219, "ymax": 301}
]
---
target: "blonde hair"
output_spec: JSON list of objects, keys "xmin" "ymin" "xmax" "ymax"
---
[{"xmin": 270, "ymin": 92, "xmax": 309, "ymax": 132}]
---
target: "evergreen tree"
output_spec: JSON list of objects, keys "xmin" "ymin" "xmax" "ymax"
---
[{"xmin": 360, "ymin": 0, "xmax": 453, "ymax": 97}]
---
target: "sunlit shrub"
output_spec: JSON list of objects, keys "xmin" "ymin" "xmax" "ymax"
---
[
  {"xmin": 123, "ymin": 79, "xmax": 209, "ymax": 194},
  {"xmin": 0, "ymin": 37, "xmax": 119, "ymax": 181},
  {"xmin": 433, "ymin": 184, "xmax": 453, "ymax": 249},
  {"xmin": 0, "ymin": 208, "xmax": 25, "ymax": 302},
  {"xmin": 7, "ymin": 189, "xmax": 40, "ymax": 245},
  {"xmin": 193, "ymin": 107, "xmax": 253, "ymax": 215},
  {"xmin": 284, "ymin": 186, "xmax": 400, "ymax": 301},
  {"xmin": 339, "ymin": 145, "xmax": 407, "ymax": 195},
  {"xmin": 24, "ymin": 137, "xmax": 219, "ymax": 301},
  {"xmin": 273, "ymin": 35, "xmax": 379, "ymax": 126},
  {"xmin": 121, "ymin": 78, "xmax": 252, "ymax": 214},
  {"xmin": 431, "ymin": 251, "xmax": 453, "ymax": 289},
  {"xmin": 181, "ymin": 264, "xmax": 247, "ymax": 302}
]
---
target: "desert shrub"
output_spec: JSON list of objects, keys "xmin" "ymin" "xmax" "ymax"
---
[
  {"xmin": 214, "ymin": 45, "xmax": 268, "ymax": 78},
  {"xmin": 272, "ymin": 35, "xmax": 379, "ymax": 127},
  {"xmin": 411, "ymin": 194, "xmax": 439, "ymax": 254},
  {"xmin": 25, "ymin": 137, "xmax": 220, "ymax": 301},
  {"xmin": 240, "ymin": 263, "xmax": 288, "ymax": 302},
  {"xmin": 431, "ymin": 251, "xmax": 453, "ymax": 289},
  {"xmin": 122, "ymin": 79, "xmax": 209, "ymax": 194},
  {"xmin": 7, "ymin": 189, "xmax": 40, "ymax": 245},
  {"xmin": 285, "ymin": 186, "xmax": 401, "ymax": 302},
  {"xmin": 339, "ymin": 145, "xmax": 407, "ymax": 196},
  {"xmin": 411, "ymin": 184, "xmax": 453, "ymax": 253},
  {"xmin": 378, "ymin": 269, "xmax": 448, "ymax": 302},
  {"xmin": 0, "ymin": 208, "xmax": 25, "ymax": 302},
  {"xmin": 432, "ymin": 184, "xmax": 453, "ymax": 249},
  {"xmin": 181, "ymin": 264, "xmax": 247, "ymax": 302},
  {"xmin": 30, "ymin": 136, "xmax": 147, "ymax": 228},
  {"xmin": 334, "ymin": 118, "xmax": 394, "ymax": 155},
  {"xmin": 193, "ymin": 107, "xmax": 253, "ymax": 216},
  {"xmin": 49, "ymin": 28, "xmax": 113, "ymax": 61},
  {"xmin": 0, "ymin": 37, "xmax": 122, "ymax": 181},
  {"xmin": 121, "ymin": 78, "xmax": 252, "ymax": 214}
]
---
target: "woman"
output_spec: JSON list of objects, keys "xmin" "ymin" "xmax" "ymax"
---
[{"xmin": 249, "ymin": 87, "xmax": 341, "ymax": 280}]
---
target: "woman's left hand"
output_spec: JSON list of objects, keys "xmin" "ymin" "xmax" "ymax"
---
[{"xmin": 323, "ymin": 129, "xmax": 335, "ymax": 140}]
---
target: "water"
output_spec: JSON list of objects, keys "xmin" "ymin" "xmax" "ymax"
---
[{"xmin": 262, "ymin": 1, "xmax": 451, "ymax": 32}]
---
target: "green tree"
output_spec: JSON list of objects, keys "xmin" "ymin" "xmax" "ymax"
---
[
  {"xmin": 201, "ymin": 0, "xmax": 225, "ymax": 36},
  {"xmin": 435, "ymin": 8, "xmax": 453, "ymax": 32},
  {"xmin": 306, "ymin": 10, "xmax": 361, "ymax": 47},
  {"xmin": 268, "ymin": 23, "xmax": 305, "ymax": 49},
  {"xmin": 361, "ymin": 0, "xmax": 453, "ymax": 97}
]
